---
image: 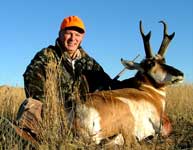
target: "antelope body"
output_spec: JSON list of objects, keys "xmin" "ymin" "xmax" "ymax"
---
[{"xmin": 72, "ymin": 20, "xmax": 184, "ymax": 145}]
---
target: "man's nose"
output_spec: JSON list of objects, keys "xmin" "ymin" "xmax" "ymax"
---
[{"xmin": 70, "ymin": 34, "xmax": 75, "ymax": 40}]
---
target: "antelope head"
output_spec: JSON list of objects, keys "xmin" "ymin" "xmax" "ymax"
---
[{"xmin": 122, "ymin": 20, "xmax": 184, "ymax": 86}]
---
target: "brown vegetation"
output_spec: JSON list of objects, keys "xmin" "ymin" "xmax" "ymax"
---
[{"xmin": 0, "ymin": 83, "xmax": 193, "ymax": 149}]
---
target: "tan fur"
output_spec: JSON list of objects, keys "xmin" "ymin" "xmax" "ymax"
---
[
  {"xmin": 74, "ymin": 93, "xmax": 135, "ymax": 145},
  {"xmin": 73, "ymin": 80, "xmax": 167, "ymax": 145}
]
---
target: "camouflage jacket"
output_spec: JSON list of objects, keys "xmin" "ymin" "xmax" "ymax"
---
[{"xmin": 23, "ymin": 39, "xmax": 113, "ymax": 107}]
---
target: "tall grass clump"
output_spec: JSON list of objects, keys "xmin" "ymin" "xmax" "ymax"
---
[{"xmin": 38, "ymin": 61, "xmax": 75, "ymax": 149}]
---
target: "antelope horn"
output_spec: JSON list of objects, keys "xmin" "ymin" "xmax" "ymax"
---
[
  {"xmin": 158, "ymin": 21, "xmax": 175, "ymax": 57},
  {"xmin": 140, "ymin": 20, "xmax": 153, "ymax": 58}
]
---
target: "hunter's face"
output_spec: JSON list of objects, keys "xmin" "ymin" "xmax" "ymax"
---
[{"xmin": 59, "ymin": 29, "xmax": 84, "ymax": 55}]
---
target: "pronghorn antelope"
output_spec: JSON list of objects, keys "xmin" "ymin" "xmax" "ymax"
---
[{"xmin": 72, "ymin": 20, "xmax": 184, "ymax": 145}]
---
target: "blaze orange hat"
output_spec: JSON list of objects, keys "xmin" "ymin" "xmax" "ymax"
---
[{"xmin": 60, "ymin": 16, "xmax": 85, "ymax": 33}]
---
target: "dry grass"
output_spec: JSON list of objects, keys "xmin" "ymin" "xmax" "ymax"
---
[
  {"xmin": 0, "ymin": 82, "xmax": 193, "ymax": 149},
  {"xmin": 0, "ymin": 85, "xmax": 25, "ymax": 120},
  {"xmin": 165, "ymin": 83, "xmax": 193, "ymax": 149}
]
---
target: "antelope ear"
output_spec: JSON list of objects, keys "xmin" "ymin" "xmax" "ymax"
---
[{"xmin": 121, "ymin": 58, "xmax": 144, "ymax": 72}]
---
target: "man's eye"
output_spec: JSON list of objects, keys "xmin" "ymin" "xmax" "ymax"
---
[
  {"xmin": 75, "ymin": 33, "xmax": 81, "ymax": 37},
  {"xmin": 65, "ymin": 32, "xmax": 71, "ymax": 35}
]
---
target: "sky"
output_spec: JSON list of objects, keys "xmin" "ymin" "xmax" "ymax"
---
[{"xmin": 0, "ymin": 0, "xmax": 192, "ymax": 87}]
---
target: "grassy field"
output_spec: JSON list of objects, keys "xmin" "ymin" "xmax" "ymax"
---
[{"xmin": 0, "ymin": 83, "xmax": 193, "ymax": 149}]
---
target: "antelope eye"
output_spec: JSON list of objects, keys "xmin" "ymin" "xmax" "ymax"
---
[
  {"xmin": 147, "ymin": 60, "xmax": 155, "ymax": 68},
  {"xmin": 161, "ymin": 58, "xmax": 166, "ymax": 63}
]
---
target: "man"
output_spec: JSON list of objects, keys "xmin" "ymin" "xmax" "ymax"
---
[
  {"xmin": 12, "ymin": 16, "xmax": 118, "ymax": 145},
  {"xmin": 23, "ymin": 16, "xmax": 114, "ymax": 107}
]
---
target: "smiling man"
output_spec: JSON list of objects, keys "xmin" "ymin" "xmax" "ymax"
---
[{"xmin": 23, "ymin": 16, "xmax": 114, "ymax": 108}]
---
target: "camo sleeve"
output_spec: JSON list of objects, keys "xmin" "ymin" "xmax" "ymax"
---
[
  {"xmin": 75, "ymin": 56, "xmax": 113, "ymax": 92},
  {"xmin": 23, "ymin": 48, "xmax": 56, "ymax": 101}
]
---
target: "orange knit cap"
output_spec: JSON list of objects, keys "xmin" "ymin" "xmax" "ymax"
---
[{"xmin": 60, "ymin": 16, "xmax": 85, "ymax": 33}]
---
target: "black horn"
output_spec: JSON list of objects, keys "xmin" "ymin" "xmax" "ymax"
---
[
  {"xmin": 157, "ymin": 21, "xmax": 175, "ymax": 57},
  {"xmin": 140, "ymin": 20, "xmax": 153, "ymax": 58}
]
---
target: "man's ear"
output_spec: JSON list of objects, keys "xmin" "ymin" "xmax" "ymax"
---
[
  {"xmin": 58, "ymin": 30, "xmax": 64, "ymax": 38},
  {"xmin": 58, "ymin": 30, "xmax": 61, "ymax": 36}
]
